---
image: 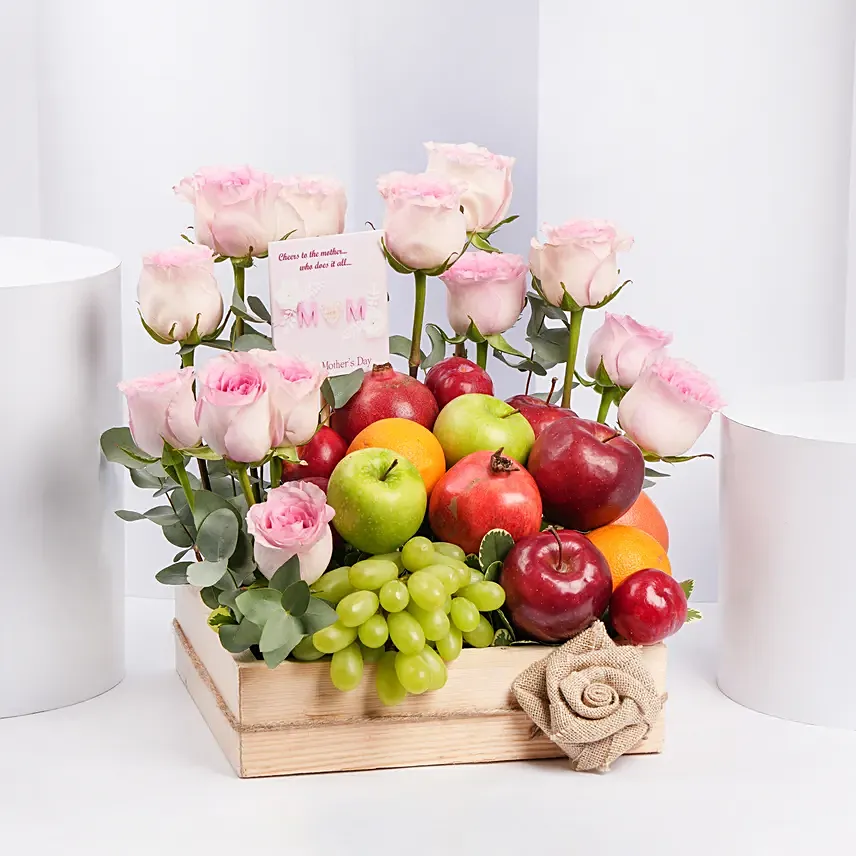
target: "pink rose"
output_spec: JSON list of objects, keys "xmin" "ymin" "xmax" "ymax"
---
[
  {"xmin": 439, "ymin": 251, "xmax": 527, "ymax": 336},
  {"xmin": 377, "ymin": 171, "xmax": 467, "ymax": 271},
  {"xmin": 281, "ymin": 175, "xmax": 347, "ymax": 237},
  {"xmin": 618, "ymin": 357, "xmax": 724, "ymax": 457},
  {"xmin": 246, "ymin": 481, "xmax": 335, "ymax": 583},
  {"xmin": 174, "ymin": 165, "xmax": 304, "ymax": 259},
  {"xmin": 195, "ymin": 352, "xmax": 273, "ymax": 463},
  {"xmin": 138, "ymin": 245, "xmax": 223, "ymax": 343},
  {"xmin": 425, "ymin": 142, "xmax": 514, "ymax": 232},
  {"xmin": 585, "ymin": 313, "xmax": 673, "ymax": 388},
  {"xmin": 529, "ymin": 219, "xmax": 634, "ymax": 308},
  {"xmin": 118, "ymin": 368, "xmax": 201, "ymax": 457},
  {"xmin": 251, "ymin": 350, "xmax": 325, "ymax": 447}
]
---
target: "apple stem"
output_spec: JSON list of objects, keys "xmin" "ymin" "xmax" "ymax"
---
[
  {"xmin": 455, "ymin": 341, "xmax": 467, "ymax": 358},
  {"xmin": 601, "ymin": 431, "xmax": 622, "ymax": 443},
  {"xmin": 501, "ymin": 409, "xmax": 520, "ymax": 419},
  {"xmin": 547, "ymin": 376, "xmax": 558, "ymax": 405},
  {"xmin": 380, "ymin": 458, "xmax": 399, "ymax": 481},
  {"xmin": 548, "ymin": 525, "xmax": 563, "ymax": 570},
  {"xmin": 490, "ymin": 448, "xmax": 519, "ymax": 473}
]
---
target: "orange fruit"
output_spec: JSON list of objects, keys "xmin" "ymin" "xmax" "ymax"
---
[
  {"xmin": 347, "ymin": 417, "xmax": 446, "ymax": 495},
  {"xmin": 585, "ymin": 524, "xmax": 672, "ymax": 590},
  {"xmin": 613, "ymin": 491, "xmax": 669, "ymax": 550}
]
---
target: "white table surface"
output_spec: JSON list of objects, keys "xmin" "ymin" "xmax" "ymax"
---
[{"xmin": 2, "ymin": 598, "xmax": 855, "ymax": 855}]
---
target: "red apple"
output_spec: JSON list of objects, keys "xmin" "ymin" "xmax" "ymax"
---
[
  {"xmin": 425, "ymin": 357, "xmax": 494, "ymax": 410},
  {"xmin": 282, "ymin": 426, "xmax": 348, "ymax": 482},
  {"xmin": 505, "ymin": 393, "xmax": 576, "ymax": 439},
  {"xmin": 527, "ymin": 418, "xmax": 644, "ymax": 531},
  {"xmin": 501, "ymin": 529, "xmax": 612, "ymax": 642},
  {"xmin": 610, "ymin": 569, "xmax": 687, "ymax": 645}
]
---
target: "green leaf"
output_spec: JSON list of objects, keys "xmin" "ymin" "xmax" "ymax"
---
[
  {"xmin": 281, "ymin": 581, "xmax": 310, "ymax": 616},
  {"xmin": 219, "ymin": 619, "xmax": 262, "ymax": 653},
  {"xmin": 483, "ymin": 560, "xmax": 503, "ymax": 584},
  {"xmin": 642, "ymin": 479, "xmax": 655, "ymax": 489},
  {"xmin": 483, "ymin": 214, "xmax": 519, "ymax": 237},
  {"xmin": 160, "ymin": 444, "xmax": 184, "ymax": 468},
  {"xmin": 478, "ymin": 529, "xmax": 515, "ymax": 572},
  {"xmin": 197, "ymin": 338, "xmax": 233, "ymax": 352},
  {"xmin": 155, "ymin": 562, "xmax": 191, "ymax": 585},
  {"xmin": 491, "ymin": 608, "xmax": 516, "ymax": 641},
  {"xmin": 425, "ymin": 322, "xmax": 467, "ymax": 346},
  {"xmin": 162, "ymin": 522, "xmax": 194, "ymax": 548},
  {"xmin": 233, "ymin": 333, "xmax": 275, "ymax": 352},
  {"xmin": 100, "ymin": 427, "xmax": 157, "ymax": 469},
  {"xmin": 526, "ymin": 329, "xmax": 569, "ymax": 365},
  {"xmin": 422, "ymin": 324, "xmax": 447, "ymax": 370},
  {"xmin": 173, "ymin": 548, "xmax": 191, "ymax": 562},
  {"xmin": 227, "ymin": 530, "xmax": 255, "ymax": 581},
  {"xmin": 679, "ymin": 579, "xmax": 695, "ymax": 600},
  {"xmin": 248, "ymin": 296, "xmax": 272, "ymax": 323},
  {"xmin": 207, "ymin": 606, "xmax": 236, "ymax": 630},
  {"xmin": 594, "ymin": 358, "xmax": 614, "ymax": 388},
  {"xmin": 686, "ymin": 608, "xmax": 703, "ymax": 623},
  {"xmin": 272, "ymin": 445, "xmax": 300, "ymax": 463},
  {"xmin": 380, "ymin": 236, "xmax": 415, "ymax": 274},
  {"xmin": 464, "ymin": 317, "xmax": 486, "ymax": 344},
  {"xmin": 559, "ymin": 284, "xmax": 584, "ymax": 312},
  {"xmin": 196, "ymin": 508, "xmax": 239, "ymax": 562},
  {"xmin": 183, "ymin": 446, "xmax": 222, "ymax": 461},
  {"xmin": 493, "ymin": 351, "xmax": 550, "ymax": 376},
  {"xmin": 218, "ymin": 589, "xmax": 243, "ymax": 621},
  {"xmin": 235, "ymin": 587, "xmax": 284, "ymax": 627},
  {"xmin": 321, "ymin": 368, "xmax": 364, "ymax": 409},
  {"xmin": 299, "ymin": 596, "xmax": 338, "ymax": 634},
  {"xmin": 143, "ymin": 506, "xmax": 180, "ymax": 526},
  {"xmin": 268, "ymin": 556, "xmax": 301, "ymax": 592},
  {"xmin": 259, "ymin": 610, "xmax": 304, "ymax": 655},
  {"xmin": 589, "ymin": 279, "xmax": 631, "ymax": 310},
  {"xmin": 187, "ymin": 559, "xmax": 228, "ymax": 587},
  {"xmin": 115, "ymin": 509, "xmax": 146, "ymax": 522},
  {"xmin": 485, "ymin": 332, "xmax": 526, "ymax": 358},
  {"xmin": 192, "ymin": 489, "xmax": 242, "ymax": 530},
  {"xmin": 129, "ymin": 466, "xmax": 164, "ymax": 489},
  {"xmin": 199, "ymin": 585, "xmax": 222, "ymax": 608},
  {"xmin": 492, "ymin": 628, "xmax": 514, "ymax": 646},
  {"xmin": 138, "ymin": 310, "xmax": 175, "ymax": 345},
  {"xmin": 389, "ymin": 335, "xmax": 425, "ymax": 363},
  {"xmin": 465, "ymin": 553, "xmax": 481, "ymax": 570},
  {"xmin": 469, "ymin": 232, "xmax": 500, "ymax": 253}
]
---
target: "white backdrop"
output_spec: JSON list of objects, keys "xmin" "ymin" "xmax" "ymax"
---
[{"xmin": 1, "ymin": 1, "xmax": 854, "ymax": 600}]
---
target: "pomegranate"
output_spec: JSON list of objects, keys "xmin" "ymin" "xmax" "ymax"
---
[
  {"xmin": 425, "ymin": 357, "xmax": 494, "ymax": 410},
  {"xmin": 331, "ymin": 363, "xmax": 439, "ymax": 443},
  {"xmin": 282, "ymin": 426, "xmax": 348, "ymax": 482},
  {"xmin": 428, "ymin": 448, "xmax": 543, "ymax": 554}
]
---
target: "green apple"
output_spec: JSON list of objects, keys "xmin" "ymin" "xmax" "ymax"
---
[
  {"xmin": 432, "ymin": 393, "xmax": 536, "ymax": 466},
  {"xmin": 327, "ymin": 448, "xmax": 427, "ymax": 554}
]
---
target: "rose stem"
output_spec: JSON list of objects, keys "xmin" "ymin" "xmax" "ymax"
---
[
  {"xmin": 596, "ymin": 388, "xmax": 615, "ymax": 424},
  {"xmin": 548, "ymin": 526, "xmax": 563, "ymax": 571},
  {"xmin": 250, "ymin": 467, "xmax": 262, "ymax": 502},
  {"xmin": 561, "ymin": 308, "xmax": 584, "ymax": 409},
  {"xmin": 270, "ymin": 458, "xmax": 283, "ymax": 490},
  {"xmin": 455, "ymin": 341, "xmax": 467, "ymax": 358},
  {"xmin": 179, "ymin": 345, "xmax": 211, "ymax": 490},
  {"xmin": 380, "ymin": 458, "xmax": 399, "ymax": 481},
  {"xmin": 409, "ymin": 271, "xmax": 427, "ymax": 378},
  {"xmin": 231, "ymin": 259, "xmax": 245, "ymax": 340},
  {"xmin": 476, "ymin": 340, "xmax": 488, "ymax": 370},
  {"xmin": 237, "ymin": 468, "xmax": 256, "ymax": 506}
]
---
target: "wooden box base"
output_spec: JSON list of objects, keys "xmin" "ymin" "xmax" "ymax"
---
[{"xmin": 174, "ymin": 586, "xmax": 667, "ymax": 778}]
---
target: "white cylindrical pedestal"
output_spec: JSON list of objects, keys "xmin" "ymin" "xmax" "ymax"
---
[
  {"xmin": 0, "ymin": 237, "xmax": 124, "ymax": 717},
  {"xmin": 719, "ymin": 381, "xmax": 856, "ymax": 728}
]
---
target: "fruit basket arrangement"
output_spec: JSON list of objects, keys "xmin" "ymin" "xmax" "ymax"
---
[{"xmin": 103, "ymin": 146, "xmax": 719, "ymax": 776}]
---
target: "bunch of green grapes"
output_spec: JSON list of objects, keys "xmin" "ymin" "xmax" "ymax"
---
[{"xmin": 303, "ymin": 536, "xmax": 506, "ymax": 705}]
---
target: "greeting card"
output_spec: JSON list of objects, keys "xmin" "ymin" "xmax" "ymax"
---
[{"xmin": 268, "ymin": 230, "xmax": 389, "ymax": 375}]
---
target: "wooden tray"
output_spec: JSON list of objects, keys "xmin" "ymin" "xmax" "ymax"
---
[{"xmin": 174, "ymin": 585, "xmax": 666, "ymax": 777}]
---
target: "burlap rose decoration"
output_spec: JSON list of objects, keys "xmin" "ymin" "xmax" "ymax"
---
[{"xmin": 512, "ymin": 621, "xmax": 665, "ymax": 772}]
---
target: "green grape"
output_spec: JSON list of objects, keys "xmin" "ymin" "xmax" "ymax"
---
[
  {"xmin": 376, "ymin": 651, "xmax": 407, "ymax": 706},
  {"xmin": 422, "ymin": 563, "xmax": 460, "ymax": 595},
  {"xmin": 468, "ymin": 569, "xmax": 485, "ymax": 585},
  {"xmin": 311, "ymin": 566, "xmax": 355, "ymax": 605},
  {"xmin": 407, "ymin": 570, "xmax": 446, "ymax": 611},
  {"xmin": 463, "ymin": 616, "xmax": 494, "ymax": 648},
  {"xmin": 373, "ymin": 551, "xmax": 404, "ymax": 571},
  {"xmin": 406, "ymin": 602, "xmax": 451, "ymax": 641},
  {"xmin": 336, "ymin": 590, "xmax": 380, "ymax": 628},
  {"xmin": 443, "ymin": 594, "xmax": 452, "ymax": 613},
  {"xmin": 379, "ymin": 579, "xmax": 409, "ymax": 612},
  {"xmin": 312, "ymin": 620, "xmax": 358, "ymax": 654},
  {"xmin": 432, "ymin": 542, "xmax": 467, "ymax": 562},
  {"xmin": 436, "ymin": 626, "xmax": 463, "ymax": 662},
  {"xmin": 401, "ymin": 536, "xmax": 436, "ymax": 571},
  {"xmin": 420, "ymin": 646, "xmax": 448, "ymax": 691},
  {"xmin": 330, "ymin": 642, "xmax": 363, "ymax": 691},
  {"xmin": 291, "ymin": 635, "xmax": 326, "ymax": 662},
  {"xmin": 387, "ymin": 611, "xmax": 425, "ymax": 654},
  {"xmin": 349, "ymin": 558, "xmax": 399, "ymax": 591},
  {"xmin": 394, "ymin": 651, "xmax": 431, "ymax": 694},
  {"xmin": 449, "ymin": 597, "xmax": 480, "ymax": 633},
  {"xmin": 430, "ymin": 554, "xmax": 471, "ymax": 588},
  {"xmin": 460, "ymin": 581, "xmax": 506, "ymax": 612},
  {"xmin": 358, "ymin": 613, "xmax": 389, "ymax": 648},
  {"xmin": 359, "ymin": 641, "xmax": 385, "ymax": 664}
]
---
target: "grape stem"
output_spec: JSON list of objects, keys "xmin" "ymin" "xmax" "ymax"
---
[
  {"xmin": 548, "ymin": 525, "xmax": 563, "ymax": 570},
  {"xmin": 380, "ymin": 458, "xmax": 399, "ymax": 481}
]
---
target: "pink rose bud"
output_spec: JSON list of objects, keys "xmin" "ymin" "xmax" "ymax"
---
[
  {"xmin": 424, "ymin": 142, "xmax": 515, "ymax": 233},
  {"xmin": 195, "ymin": 352, "xmax": 274, "ymax": 463},
  {"xmin": 585, "ymin": 313, "xmax": 673, "ymax": 388},
  {"xmin": 118, "ymin": 368, "xmax": 201, "ymax": 457},
  {"xmin": 250, "ymin": 350, "xmax": 326, "ymax": 447},
  {"xmin": 377, "ymin": 171, "xmax": 467, "ymax": 271},
  {"xmin": 174, "ymin": 165, "xmax": 305, "ymax": 259},
  {"xmin": 618, "ymin": 357, "xmax": 724, "ymax": 457},
  {"xmin": 246, "ymin": 481, "xmax": 335, "ymax": 583},
  {"xmin": 529, "ymin": 219, "xmax": 634, "ymax": 308},
  {"xmin": 439, "ymin": 251, "xmax": 527, "ymax": 336},
  {"xmin": 138, "ymin": 245, "xmax": 223, "ymax": 343},
  {"xmin": 280, "ymin": 175, "xmax": 347, "ymax": 237}
]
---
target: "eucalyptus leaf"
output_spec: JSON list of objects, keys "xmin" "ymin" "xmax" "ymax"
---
[
  {"xmin": 155, "ymin": 561, "xmax": 191, "ymax": 585},
  {"xmin": 233, "ymin": 333, "xmax": 275, "ymax": 352},
  {"xmin": 129, "ymin": 467, "xmax": 163, "ymax": 490},
  {"xmin": 187, "ymin": 559, "xmax": 229, "ymax": 587},
  {"xmin": 192, "ymin": 489, "xmax": 243, "ymax": 530},
  {"xmin": 299, "ymin": 596, "xmax": 339, "ymax": 634},
  {"xmin": 281, "ymin": 581, "xmax": 311, "ymax": 617},
  {"xmin": 247, "ymin": 295, "xmax": 272, "ymax": 323},
  {"xmin": 268, "ymin": 556, "xmax": 301, "ymax": 592},
  {"xmin": 204, "ymin": 459, "xmax": 230, "ymax": 478},
  {"xmin": 228, "ymin": 529, "xmax": 255, "ymax": 578},
  {"xmin": 642, "ymin": 478, "xmax": 655, "ymax": 489},
  {"xmin": 321, "ymin": 368, "xmax": 364, "ymax": 409},
  {"xmin": 197, "ymin": 338, "xmax": 233, "ymax": 352},
  {"xmin": 100, "ymin": 427, "xmax": 157, "ymax": 470},
  {"xmin": 143, "ymin": 506, "xmax": 180, "ymax": 526},
  {"xmin": 259, "ymin": 610, "xmax": 304, "ymax": 654},
  {"xmin": 218, "ymin": 589, "xmax": 244, "ymax": 622},
  {"xmin": 162, "ymin": 522, "xmax": 194, "ymax": 548},
  {"xmin": 199, "ymin": 585, "xmax": 222, "ymax": 608},
  {"xmin": 219, "ymin": 619, "xmax": 262, "ymax": 653},
  {"xmin": 115, "ymin": 510, "xmax": 146, "ymax": 522},
  {"xmin": 173, "ymin": 548, "xmax": 191, "ymax": 562},
  {"xmin": 494, "ymin": 351, "xmax": 550, "ymax": 375},
  {"xmin": 644, "ymin": 467, "xmax": 671, "ymax": 479},
  {"xmin": 527, "ymin": 329, "xmax": 569, "ymax": 365},
  {"xmin": 478, "ymin": 529, "xmax": 515, "ymax": 571},
  {"xmin": 196, "ymin": 508, "xmax": 239, "ymax": 562},
  {"xmin": 235, "ymin": 587, "xmax": 284, "ymax": 627},
  {"xmin": 389, "ymin": 335, "xmax": 424, "ymax": 362}
]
